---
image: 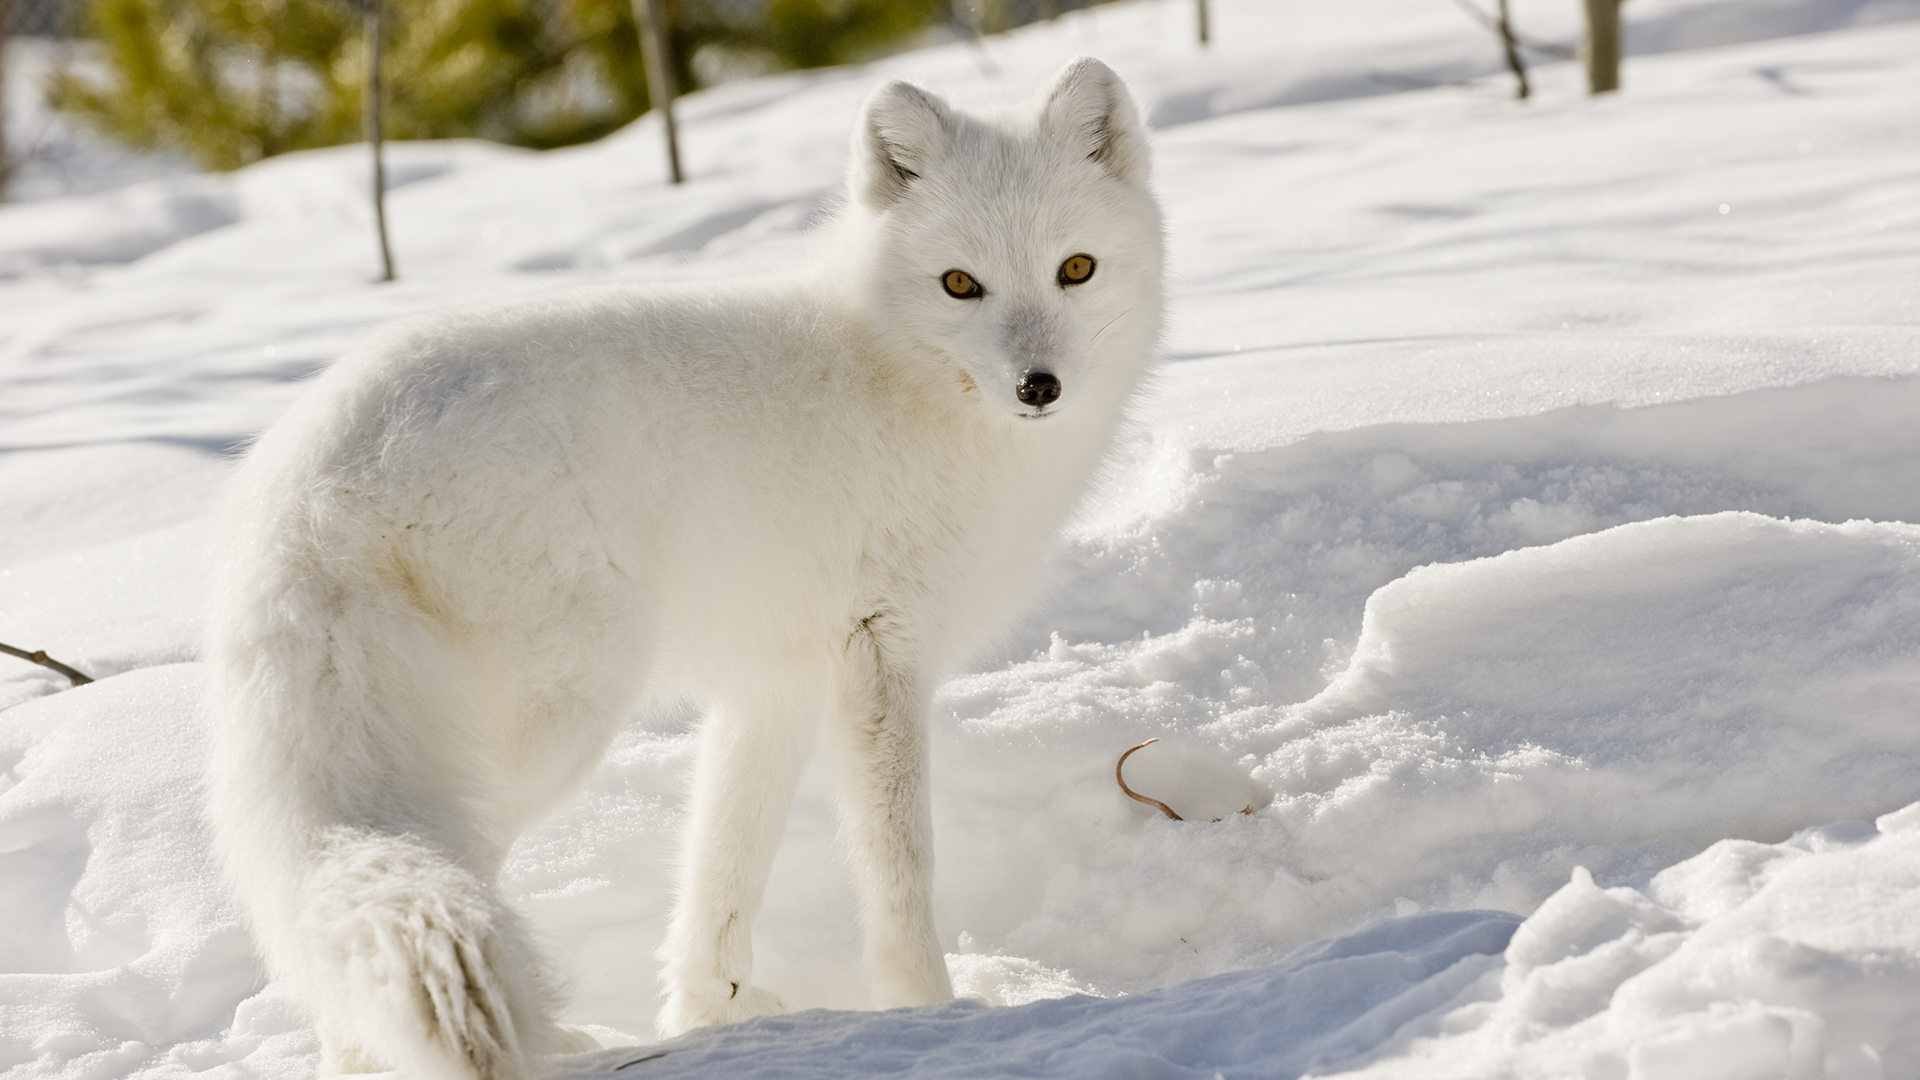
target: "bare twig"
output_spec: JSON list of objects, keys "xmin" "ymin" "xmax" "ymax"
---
[
  {"xmin": 1447, "ymin": 0, "xmax": 1578, "ymax": 60},
  {"xmin": 1, "ymin": 0, "xmax": 12, "ymax": 201},
  {"xmin": 1116, "ymin": 739, "xmax": 1184, "ymax": 820},
  {"xmin": 630, "ymin": 0, "xmax": 683, "ymax": 184},
  {"xmin": 1494, "ymin": 0, "xmax": 1529, "ymax": 99},
  {"xmin": 0, "ymin": 642, "xmax": 95, "ymax": 686},
  {"xmin": 1116, "ymin": 739, "xmax": 1258, "ymax": 822},
  {"xmin": 364, "ymin": 0, "xmax": 395, "ymax": 281}
]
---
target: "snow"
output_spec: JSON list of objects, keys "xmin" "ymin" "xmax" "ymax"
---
[{"xmin": 5, "ymin": 0, "xmax": 1920, "ymax": 1076}]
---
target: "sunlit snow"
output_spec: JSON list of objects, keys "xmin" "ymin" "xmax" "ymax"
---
[{"xmin": 4, "ymin": 0, "xmax": 1920, "ymax": 1076}]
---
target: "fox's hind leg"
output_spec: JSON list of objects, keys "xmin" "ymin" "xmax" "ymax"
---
[{"xmin": 655, "ymin": 689, "xmax": 819, "ymax": 1036}]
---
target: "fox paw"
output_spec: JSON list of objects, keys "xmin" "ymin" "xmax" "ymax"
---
[{"xmin": 656, "ymin": 980, "xmax": 785, "ymax": 1038}]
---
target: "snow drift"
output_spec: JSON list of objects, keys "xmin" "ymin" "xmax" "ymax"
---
[{"xmin": 5, "ymin": 0, "xmax": 1920, "ymax": 1076}]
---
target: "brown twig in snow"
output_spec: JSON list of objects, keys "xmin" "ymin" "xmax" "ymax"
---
[
  {"xmin": 1117, "ymin": 739, "xmax": 1259, "ymax": 822},
  {"xmin": 0, "ymin": 642, "xmax": 94, "ymax": 686},
  {"xmin": 1116, "ymin": 739, "xmax": 1184, "ymax": 820}
]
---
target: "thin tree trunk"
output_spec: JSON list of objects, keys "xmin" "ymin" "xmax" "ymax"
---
[
  {"xmin": 1, "ymin": 0, "xmax": 12, "ymax": 201},
  {"xmin": 258, "ymin": 0, "xmax": 280, "ymax": 155},
  {"xmin": 365, "ymin": 0, "xmax": 395, "ymax": 281},
  {"xmin": 1496, "ymin": 0, "xmax": 1529, "ymax": 100},
  {"xmin": 1584, "ymin": 0, "xmax": 1622, "ymax": 94},
  {"xmin": 630, "ymin": 0, "xmax": 682, "ymax": 184},
  {"xmin": 1197, "ymin": 0, "xmax": 1209, "ymax": 46}
]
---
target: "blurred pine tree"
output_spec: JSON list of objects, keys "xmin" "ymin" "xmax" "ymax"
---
[
  {"xmin": 724, "ymin": 0, "xmax": 947, "ymax": 70},
  {"xmin": 47, "ymin": 0, "xmax": 953, "ymax": 169}
]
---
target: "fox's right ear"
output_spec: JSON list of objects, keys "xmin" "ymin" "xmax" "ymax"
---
[{"xmin": 851, "ymin": 80, "xmax": 955, "ymax": 212}]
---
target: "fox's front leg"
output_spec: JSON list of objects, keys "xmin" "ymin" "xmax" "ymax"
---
[
  {"xmin": 656, "ymin": 694, "xmax": 815, "ymax": 1037},
  {"xmin": 825, "ymin": 611, "xmax": 955, "ymax": 1008}
]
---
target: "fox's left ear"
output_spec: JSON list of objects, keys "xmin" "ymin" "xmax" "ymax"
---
[{"xmin": 1039, "ymin": 57, "xmax": 1150, "ymax": 187}]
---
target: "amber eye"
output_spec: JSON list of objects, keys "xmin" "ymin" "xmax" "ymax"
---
[
  {"xmin": 942, "ymin": 269, "xmax": 984, "ymax": 299},
  {"xmin": 1057, "ymin": 254, "xmax": 1096, "ymax": 287}
]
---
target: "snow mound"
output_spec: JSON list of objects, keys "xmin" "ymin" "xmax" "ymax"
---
[
  {"xmin": 548, "ymin": 805, "xmax": 1920, "ymax": 1079},
  {"xmin": 0, "ymin": 665, "xmax": 282, "ymax": 1077},
  {"xmin": 913, "ymin": 513, "xmax": 1920, "ymax": 1006},
  {"xmin": 1344, "ymin": 805, "xmax": 1920, "ymax": 1078}
]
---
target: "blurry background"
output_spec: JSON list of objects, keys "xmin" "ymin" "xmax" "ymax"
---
[
  {"xmin": 0, "ymin": 0, "xmax": 1112, "ymax": 192},
  {"xmin": 17, "ymin": 0, "xmax": 1904, "ymax": 205},
  {"xmin": 5, "ymin": 0, "xmax": 1920, "ymax": 1071}
]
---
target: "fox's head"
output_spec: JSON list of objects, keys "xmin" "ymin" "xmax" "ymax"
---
[{"xmin": 841, "ymin": 57, "xmax": 1164, "ymax": 423}]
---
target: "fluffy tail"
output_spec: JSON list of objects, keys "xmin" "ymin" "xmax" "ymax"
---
[
  {"xmin": 205, "ymin": 437, "xmax": 583, "ymax": 1078},
  {"xmin": 295, "ymin": 829, "xmax": 558, "ymax": 1080},
  {"xmin": 205, "ymin": 562, "xmax": 563, "ymax": 1078}
]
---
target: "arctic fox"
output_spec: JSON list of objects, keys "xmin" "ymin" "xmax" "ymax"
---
[{"xmin": 206, "ymin": 56, "xmax": 1163, "ymax": 1079}]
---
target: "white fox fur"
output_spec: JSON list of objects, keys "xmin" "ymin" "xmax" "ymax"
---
[{"xmin": 205, "ymin": 57, "xmax": 1163, "ymax": 1078}]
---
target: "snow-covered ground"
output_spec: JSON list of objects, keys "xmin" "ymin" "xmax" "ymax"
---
[{"xmin": 5, "ymin": 0, "xmax": 1920, "ymax": 1076}]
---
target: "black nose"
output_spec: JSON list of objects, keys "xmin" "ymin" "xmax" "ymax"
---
[{"xmin": 1016, "ymin": 371, "xmax": 1062, "ymax": 408}]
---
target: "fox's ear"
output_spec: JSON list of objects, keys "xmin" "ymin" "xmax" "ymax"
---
[
  {"xmin": 1039, "ymin": 57, "xmax": 1149, "ymax": 187},
  {"xmin": 851, "ymin": 80, "xmax": 955, "ymax": 212}
]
